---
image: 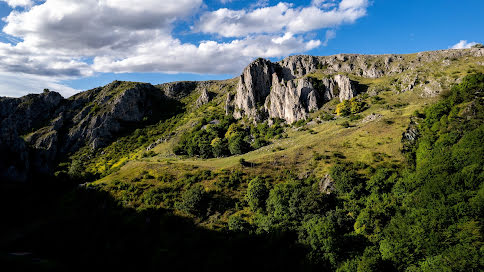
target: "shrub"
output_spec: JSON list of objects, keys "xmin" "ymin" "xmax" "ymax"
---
[
  {"xmin": 228, "ymin": 214, "xmax": 250, "ymax": 232},
  {"xmin": 245, "ymin": 177, "xmax": 269, "ymax": 211},
  {"xmin": 176, "ymin": 184, "xmax": 208, "ymax": 216},
  {"xmin": 340, "ymin": 121, "xmax": 350, "ymax": 128}
]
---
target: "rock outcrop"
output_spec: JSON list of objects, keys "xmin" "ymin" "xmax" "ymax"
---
[
  {"xmin": 226, "ymin": 58, "xmax": 359, "ymax": 123},
  {"xmin": 226, "ymin": 48, "xmax": 484, "ymax": 123},
  {"xmin": 196, "ymin": 89, "xmax": 213, "ymax": 107},
  {"xmin": 232, "ymin": 58, "xmax": 274, "ymax": 121},
  {"xmin": 0, "ymin": 81, "xmax": 181, "ymax": 182}
]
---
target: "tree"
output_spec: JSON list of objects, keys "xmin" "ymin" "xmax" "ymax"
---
[
  {"xmin": 336, "ymin": 100, "xmax": 351, "ymax": 116},
  {"xmin": 228, "ymin": 213, "xmax": 250, "ymax": 232},
  {"xmin": 68, "ymin": 158, "xmax": 85, "ymax": 181},
  {"xmin": 245, "ymin": 177, "xmax": 269, "ymax": 211},
  {"xmin": 211, "ymin": 137, "xmax": 227, "ymax": 157},
  {"xmin": 228, "ymin": 133, "xmax": 247, "ymax": 155},
  {"xmin": 176, "ymin": 184, "xmax": 208, "ymax": 216}
]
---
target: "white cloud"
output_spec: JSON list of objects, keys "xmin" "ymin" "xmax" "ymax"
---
[
  {"xmin": 0, "ymin": 0, "xmax": 33, "ymax": 8},
  {"xmin": 0, "ymin": 71, "xmax": 79, "ymax": 98},
  {"xmin": 312, "ymin": 0, "xmax": 338, "ymax": 9},
  {"xmin": 196, "ymin": 1, "xmax": 369, "ymax": 37},
  {"xmin": 339, "ymin": 0, "xmax": 368, "ymax": 10},
  {"xmin": 451, "ymin": 40, "xmax": 478, "ymax": 49},
  {"xmin": 323, "ymin": 29, "xmax": 336, "ymax": 46},
  {"xmin": 0, "ymin": 0, "xmax": 368, "ymax": 97},
  {"xmin": 92, "ymin": 33, "xmax": 321, "ymax": 74}
]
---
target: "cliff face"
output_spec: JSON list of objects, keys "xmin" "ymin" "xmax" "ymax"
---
[
  {"xmin": 0, "ymin": 81, "xmax": 181, "ymax": 182},
  {"xmin": 226, "ymin": 56, "xmax": 361, "ymax": 123},
  {"xmin": 226, "ymin": 48, "xmax": 484, "ymax": 123},
  {"xmin": 232, "ymin": 58, "xmax": 274, "ymax": 121},
  {"xmin": 0, "ymin": 90, "xmax": 63, "ymax": 181}
]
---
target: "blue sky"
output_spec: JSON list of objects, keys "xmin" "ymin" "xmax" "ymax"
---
[{"xmin": 0, "ymin": 0, "xmax": 482, "ymax": 97}]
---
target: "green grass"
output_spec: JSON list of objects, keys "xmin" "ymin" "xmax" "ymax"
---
[{"xmin": 77, "ymin": 51, "xmax": 484, "ymax": 192}]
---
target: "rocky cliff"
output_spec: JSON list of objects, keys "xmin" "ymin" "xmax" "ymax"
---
[
  {"xmin": 0, "ymin": 81, "xmax": 183, "ymax": 182},
  {"xmin": 226, "ymin": 48, "xmax": 484, "ymax": 123}
]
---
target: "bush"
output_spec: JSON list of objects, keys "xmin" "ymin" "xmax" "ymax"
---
[
  {"xmin": 176, "ymin": 184, "xmax": 208, "ymax": 216},
  {"xmin": 336, "ymin": 98, "xmax": 366, "ymax": 116},
  {"xmin": 228, "ymin": 213, "xmax": 250, "ymax": 232},
  {"xmin": 245, "ymin": 177, "xmax": 269, "ymax": 211},
  {"xmin": 340, "ymin": 121, "xmax": 350, "ymax": 128}
]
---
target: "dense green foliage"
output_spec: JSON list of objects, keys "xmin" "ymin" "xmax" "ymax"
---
[
  {"xmin": 3, "ymin": 74, "xmax": 483, "ymax": 271},
  {"xmin": 336, "ymin": 97, "xmax": 367, "ymax": 116},
  {"xmin": 174, "ymin": 114, "xmax": 285, "ymax": 158}
]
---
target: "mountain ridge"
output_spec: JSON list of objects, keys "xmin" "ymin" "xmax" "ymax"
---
[{"xmin": 0, "ymin": 48, "xmax": 483, "ymax": 182}]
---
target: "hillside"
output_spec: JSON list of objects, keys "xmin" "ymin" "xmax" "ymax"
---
[{"xmin": 1, "ymin": 48, "xmax": 483, "ymax": 271}]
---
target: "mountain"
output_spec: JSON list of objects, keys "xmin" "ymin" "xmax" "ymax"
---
[
  {"xmin": 1, "ymin": 48, "xmax": 483, "ymax": 271},
  {"xmin": 1, "ymin": 48, "xmax": 482, "ymax": 182}
]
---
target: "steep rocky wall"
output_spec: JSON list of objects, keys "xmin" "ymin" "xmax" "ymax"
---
[
  {"xmin": 0, "ymin": 81, "xmax": 182, "ymax": 182},
  {"xmin": 0, "ymin": 90, "xmax": 63, "ymax": 182},
  {"xmin": 226, "ymin": 58, "xmax": 359, "ymax": 123},
  {"xmin": 226, "ymin": 48, "xmax": 484, "ymax": 123}
]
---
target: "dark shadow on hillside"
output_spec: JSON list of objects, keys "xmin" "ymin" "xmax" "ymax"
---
[{"xmin": 0, "ymin": 179, "xmax": 317, "ymax": 272}]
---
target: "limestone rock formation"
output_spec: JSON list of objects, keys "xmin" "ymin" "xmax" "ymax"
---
[
  {"xmin": 196, "ymin": 89, "xmax": 212, "ymax": 107},
  {"xmin": 227, "ymin": 48, "xmax": 484, "ymax": 123},
  {"xmin": 264, "ymin": 76, "xmax": 317, "ymax": 123},
  {"xmin": 226, "ymin": 58, "xmax": 359, "ymax": 123},
  {"xmin": 334, "ymin": 74, "xmax": 357, "ymax": 101},
  {"xmin": 232, "ymin": 58, "xmax": 274, "ymax": 121}
]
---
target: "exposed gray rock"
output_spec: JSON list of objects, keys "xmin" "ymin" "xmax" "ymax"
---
[
  {"xmin": 158, "ymin": 81, "xmax": 197, "ymax": 100},
  {"xmin": 422, "ymin": 81, "xmax": 443, "ymax": 97},
  {"xmin": 334, "ymin": 74, "xmax": 357, "ymax": 101},
  {"xmin": 319, "ymin": 174, "xmax": 336, "ymax": 194},
  {"xmin": 232, "ymin": 58, "xmax": 274, "ymax": 121},
  {"xmin": 362, "ymin": 113, "xmax": 383, "ymax": 124},
  {"xmin": 196, "ymin": 89, "xmax": 212, "ymax": 107},
  {"xmin": 278, "ymin": 55, "xmax": 319, "ymax": 78},
  {"xmin": 264, "ymin": 76, "xmax": 317, "ymax": 123},
  {"xmin": 227, "ymin": 58, "xmax": 360, "ymax": 123}
]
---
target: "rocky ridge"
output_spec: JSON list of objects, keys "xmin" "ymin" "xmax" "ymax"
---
[
  {"xmin": 226, "ymin": 48, "xmax": 484, "ymax": 123},
  {"xmin": 1, "ymin": 48, "xmax": 483, "ymax": 182},
  {"xmin": 0, "ymin": 81, "xmax": 181, "ymax": 181}
]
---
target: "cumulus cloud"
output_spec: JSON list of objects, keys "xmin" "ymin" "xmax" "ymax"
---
[
  {"xmin": 451, "ymin": 40, "xmax": 478, "ymax": 49},
  {"xmin": 92, "ymin": 33, "xmax": 321, "ymax": 74},
  {"xmin": 196, "ymin": 0, "xmax": 368, "ymax": 37},
  {"xmin": 0, "ymin": 0, "xmax": 33, "ymax": 8},
  {"xmin": 0, "ymin": 0, "xmax": 369, "ymax": 97},
  {"xmin": 0, "ymin": 72, "xmax": 79, "ymax": 98}
]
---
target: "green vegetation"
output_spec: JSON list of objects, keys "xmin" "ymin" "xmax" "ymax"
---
[
  {"xmin": 336, "ymin": 97, "xmax": 367, "ymax": 116},
  {"xmin": 72, "ymin": 74, "xmax": 481, "ymax": 271},
  {"xmin": 3, "ymin": 51, "xmax": 484, "ymax": 270},
  {"xmin": 174, "ymin": 114, "xmax": 285, "ymax": 158}
]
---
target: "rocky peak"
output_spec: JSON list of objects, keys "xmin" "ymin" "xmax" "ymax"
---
[
  {"xmin": 232, "ymin": 58, "xmax": 275, "ymax": 120},
  {"xmin": 226, "ymin": 56, "xmax": 360, "ymax": 123}
]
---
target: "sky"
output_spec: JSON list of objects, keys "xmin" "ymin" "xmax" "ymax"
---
[{"xmin": 0, "ymin": 0, "xmax": 482, "ymax": 98}]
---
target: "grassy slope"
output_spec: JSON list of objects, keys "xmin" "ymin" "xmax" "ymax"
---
[{"xmin": 87, "ymin": 52, "xmax": 484, "ymax": 198}]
